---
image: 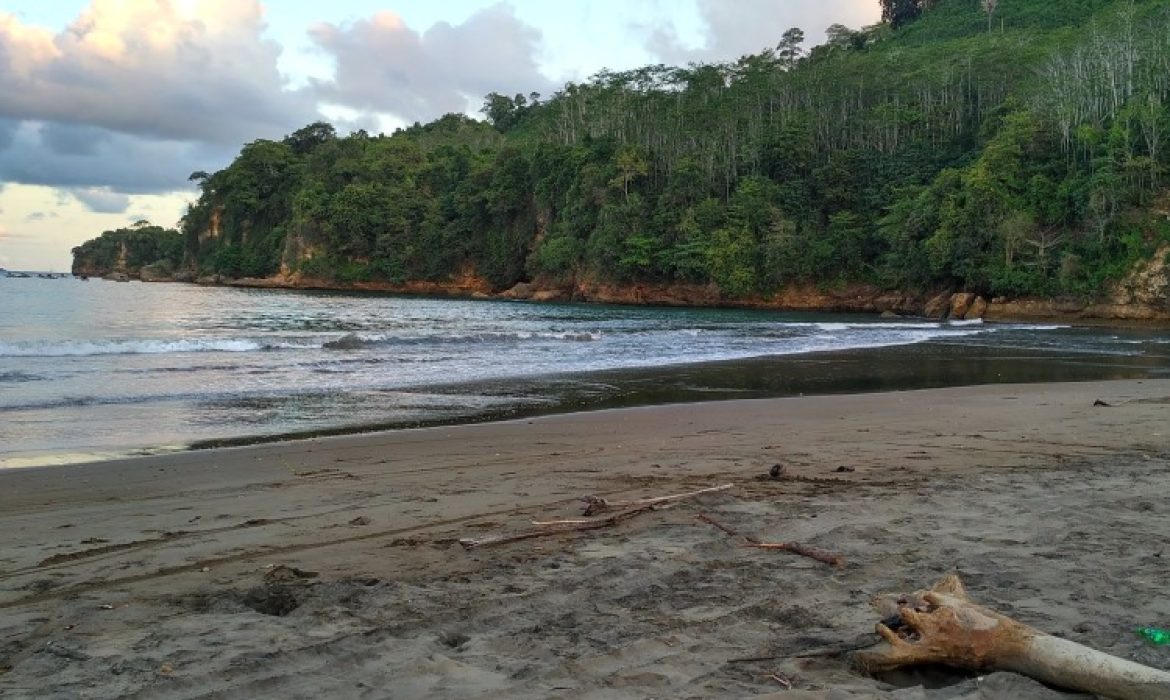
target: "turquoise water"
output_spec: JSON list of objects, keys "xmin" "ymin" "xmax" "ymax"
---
[{"xmin": 1, "ymin": 276, "xmax": 1167, "ymax": 467}]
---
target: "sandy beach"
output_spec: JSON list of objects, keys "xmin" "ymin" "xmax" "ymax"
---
[{"xmin": 2, "ymin": 379, "xmax": 1169, "ymax": 699}]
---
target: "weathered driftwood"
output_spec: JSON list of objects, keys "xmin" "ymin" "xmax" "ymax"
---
[
  {"xmin": 854, "ymin": 575, "xmax": 1170, "ymax": 700},
  {"xmin": 696, "ymin": 513, "xmax": 845, "ymax": 568},
  {"xmin": 461, "ymin": 484, "xmax": 733, "ymax": 550},
  {"xmin": 580, "ymin": 483, "xmax": 734, "ymax": 516}
]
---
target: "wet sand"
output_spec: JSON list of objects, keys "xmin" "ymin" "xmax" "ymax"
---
[{"xmin": 1, "ymin": 379, "xmax": 1169, "ymax": 699}]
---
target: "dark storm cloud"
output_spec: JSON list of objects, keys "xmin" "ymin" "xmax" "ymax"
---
[
  {"xmin": 68, "ymin": 187, "xmax": 131, "ymax": 214},
  {"xmin": 0, "ymin": 117, "xmax": 16, "ymax": 150},
  {"xmin": 39, "ymin": 122, "xmax": 110, "ymax": 156},
  {"xmin": 0, "ymin": 121, "xmax": 237, "ymax": 196}
]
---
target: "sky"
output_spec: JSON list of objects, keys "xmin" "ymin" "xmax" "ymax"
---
[{"xmin": 0, "ymin": 0, "xmax": 880, "ymax": 271}]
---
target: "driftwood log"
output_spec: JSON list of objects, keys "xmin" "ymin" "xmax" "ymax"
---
[{"xmin": 854, "ymin": 575, "xmax": 1170, "ymax": 700}]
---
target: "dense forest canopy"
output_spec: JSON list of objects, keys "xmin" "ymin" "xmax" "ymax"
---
[
  {"xmin": 71, "ymin": 221, "xmax": 183, "ymax": 276},
  {"xmin": 77, "ymin": 0, "xmax": 1170, "ymax": 301}
]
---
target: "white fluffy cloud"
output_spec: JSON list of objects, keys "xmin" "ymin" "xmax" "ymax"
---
[
  {"xmin": 0, "ymin": 1, "xmax": 321, "ymax": 207},
  {"xmin": 0, "ymin": 1, "xmax": 557, "ymax": 200},
  {"xmin": 309, "ymin": 5, "xmax": 554, "ymax": 124},
  {"xmin": 0, "ymin": 1, "xmax": 316, "ymax": 145},
  {"xmin": 648, "ymin": 0, "xmax": 881, "ymax": 64}
]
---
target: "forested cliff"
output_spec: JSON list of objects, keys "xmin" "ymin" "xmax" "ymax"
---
[{"xmin": 73, "ymin": 0, "xmax": 1170, "ymax": 319}]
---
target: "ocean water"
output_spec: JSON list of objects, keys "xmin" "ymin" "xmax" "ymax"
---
[{"xmin": 2, "ymin": 276, "xmax": 1168, "ymax": 467}]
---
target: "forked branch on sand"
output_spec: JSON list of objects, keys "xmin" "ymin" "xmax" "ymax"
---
[
  {"xmin": 459, "ymin": 484, "xmax": 734, "ymax": 550},
  {"xmin": 854, "ymin": 575, "xmax": 1170, "ymax": 700},
  {"xmin": 696, "ymin": 513, "xmax": 845, "ymax": 568}
]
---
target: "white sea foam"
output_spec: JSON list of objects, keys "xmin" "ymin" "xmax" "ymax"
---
[
  {"xmin": 324, "ymin": 331, "xmax": 603, "ymax": 349},
  {"xmin": 0, "ymin": 338, "xmax": 267, "ymax": 357},
  {"xmin": 1004, "ymin": 324, "xmax": 1071, "ymax": 331}
]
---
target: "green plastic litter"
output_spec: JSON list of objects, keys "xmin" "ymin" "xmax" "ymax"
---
[{"xmin": 1137, "ymin": 626, "xmax": 1170, "ymax": 645}]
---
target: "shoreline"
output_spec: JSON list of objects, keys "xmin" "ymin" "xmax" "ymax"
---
[
  {"xmin": 2, "ymin": 379, "xmax": 1168, "ymax": 698},
  {"xmin": 4, "ymin": 339, "xmax": 1166, "ymax": 471},
  {"xmin": 218, "ymin": 275, "xmax": 1170, "ymax": 327},
  {"xmin": 65, "ymin": 273, "xmax": 1170, "ymax": 328}
]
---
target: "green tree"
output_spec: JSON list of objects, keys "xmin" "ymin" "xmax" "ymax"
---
[
  {"xmin": 612, "ymin": 146, "xmax": 649, "ymax": 202},
  {"xmin": 880, "ymin": 0, "xmax": 924, "ymax": 28}
]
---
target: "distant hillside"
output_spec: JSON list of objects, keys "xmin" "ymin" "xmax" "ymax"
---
[{"xmin": 75, "ymin": 0, "xmax": 1170, "ymax": 315}]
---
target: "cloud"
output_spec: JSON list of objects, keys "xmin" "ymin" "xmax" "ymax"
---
[
  {"xmin": 647, "ymin": 0, "xmax": 881, "ymax": 64},
  {"xmin": 0, "ymin": 2, "xmax": 321, "ymax": 197},
  {"xmin": 0, "ymin": 119, "xmax": 234, "ymax": 193},
  {"xmin": 25, "ymin": 211, "xmax": 58, "ymax": 221},
  {"xmin": 0, "ymin": 117, "xmax": 15, "ymax": 150},
  {"xmin": 309, "ymin": 5, "xmax": 554, "ymax": 124},
  {"xmin": 0, "ymin": 1, "xmax": 318, "ymax": 146},
  {"xmin": 69, "ymin": 186, "xmax": 131, "ymax": 214},
  {"xmin": 39, "ymin": 122, "xmax": 111, "ymax": 156},
  {"xmin": 0, "ymin": 2, "xmax": 555, "ymax": 196},
  {"xmin": 0, "ymin": 223, "xmax": 33, "ymax": 240}
]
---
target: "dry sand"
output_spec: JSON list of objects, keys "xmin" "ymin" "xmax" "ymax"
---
[{"xmin": 1, "ymin": 379, "xmax": 1168, "ymax": 699}]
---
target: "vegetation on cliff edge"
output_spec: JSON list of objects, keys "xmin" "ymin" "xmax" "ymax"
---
[
  {"xmin": 71, "ymin": 222, "xmax": 183, "ymax": 276},
  {"xmin": 73, "ymin": 0, "xmax": 1170, "ymax": 301}
]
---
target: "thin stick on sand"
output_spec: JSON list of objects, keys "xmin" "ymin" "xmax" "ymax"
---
[
  {"xmin": 461, "ymin": 483, "xmax": 734, "ymax": 550},
  {"xmin": 696, "ymin": 513, "xmax": 845, "ymax": 568},
  {"xmin": 747, "ymin": 542, "xmax": 845, "ymax": 568},
  {"xmin": 460, "ymin": 504, "xmax": 656, "ymax": 549},
  {"xmin": 580, "ymin": 483, "xmax": 734, "ymax": 516}
]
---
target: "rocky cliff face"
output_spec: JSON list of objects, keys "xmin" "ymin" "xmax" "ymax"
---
[
  {"xmin": 982, "ymin": 243, "xmax": 1170, "ymax": 324},
  {"xmin": 199, "ymin": 209, "xmax": 222, "ymax": 246},
  {"xmin": 113, "ymin": 219, "xmax": 1170, "ymax": 325},
  {"xmin": 1113, "ymin": 243, "xmax": 1170, "ymax": 309},
  {"xmin": 501, "ymin": 278, "xmax": 995, "ymax": 319},
  {"xmin": 70, "ymin": 259, "xmax": 104, "ymax": 277},
  {"xmin": 496, "ymin": 272, "xmax": 1170, "ymax": 325},
  {"xmin": 71, "ymin": 241, "xmax": 133, "ymax": 279},
  {"xmin": 279, "ymin": 222, "xmax": 321, "ymax": 278}
]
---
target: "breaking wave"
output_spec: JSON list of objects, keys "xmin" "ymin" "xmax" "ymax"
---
[
  {"xmin": 0, "ymin": 331, "xmax": 606, "ymax": 357},
  {"xmin": 323, "ymin": 331, "xmax": 601, "ymax": 350},
  {"xmin": 0, "ymin": 339, "xmax": 277, "ymax": 357}
]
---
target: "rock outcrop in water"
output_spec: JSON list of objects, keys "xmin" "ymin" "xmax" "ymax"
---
[{"xmin": 323, "ymin": 334, "xmax": 366, "ymax": 350}]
